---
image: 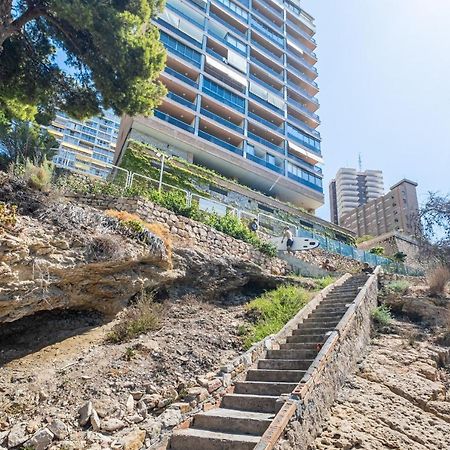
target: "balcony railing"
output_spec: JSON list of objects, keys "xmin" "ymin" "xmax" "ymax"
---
[
  {"xmin": 165, "ymin": 3, "xmax": 205, "ymax": 29},
  {"xmin": 210, "ymin": 12, "xmax": 247, "ymax": 38},
  {"xmin": 287, "ymin": 152, "xmax": 323, "ymax": 174},
  {"xmin": 155, "ymin": 110, "xmax": 194, "ymax": 133},
  {"xmin": 248, "ymin": 131, "xmax": 285, "ymax": 154},
  {"xmin": 287, "ymin": 80, "xmax": 319, "ymax": 105},
  {"xmin": 213, "ymin": 0, "xmax": 249, "ymax": 23},
  {"xmin": 248, "ymin": 111, "xmax": 284, "ymax": 133},
  {"xmin": 208, "ymin": 31, "xmax": 247, "ymax": 56},
  {"xmin": 251, "ymin": 19, "xmax": 284, "ymax": 47},
  {"xmin": 256, "ymin": 0, "xmax": 283, "ymax": 18},
  {"xmin": 288, "ymin": 172, "xmax": 323, "ymax": 193},
  {"xmin": 249, "ymin": 93, "xmax": 284, "ymax": 115},
  {"xmin": 287, "ymin": 63, "xmax": 318, "ymax": 88},
  {"xmin": 202, "ymin": 87, "xmax": 245, "ymax": 113},
  {"xmin": 166, "ymin": 91, "xmax": 197, "ymax": 110},
  {"xmin": 250, "ymin": 57, "xmax": 283, "ymax": 79},
  {"xmin": 286, "ymin": 17, "xmax": 317, "ymax": 45},
  {"xmin": 246, "ymin": 153, "xmax": 285, "ymax": 174},
  {"xmin": 251, "ymin": 39, "xmax": 283, "ymax": 63},
  {"xmin": 287, "ymin": 131, "xmax": 321, "ymax": 154},
  {"xmin": 249, "ymin": 73, "xmax": 283, "ymax": 96},
  {"xmin": 157, "ymin": 18, "xmax": 202, "ymax": 49},
  {"xmin": 287, "ymin": 114, "xmax": 320, "ymax": 138},
  {"xmin": 285, "ymin": 46, "xmax": 316, "ymax": 71},
  {"xmin": 198, "ymin": 130, "xmax": 244, "ymax": 155},
  {"xmin": 252, "ymin": 8, "xmax": 283, "ymax": 33},
  {"xmin": 287, "ymin": 96, "xmax": 320, "ymax": 121},
  {"xmin": 200, "ymin": 108, "xmax": 244, "ymax": 133},
  {"xmin": 164, "ymin": 67, "xmax": 199, "ymax": 88},
  {"xmin": 206, "ymin": 46, "xmax": 226, "ymax": 61}
]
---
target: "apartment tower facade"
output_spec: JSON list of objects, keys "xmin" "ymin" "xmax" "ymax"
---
[
  {"xmin": 330, "ymin": 168, "xmax": 384, "ymax": 224},
  {"xmin": 49, "ymin": 110, "xmax": 120, "ymax": 179},
  {"xmin": 115, "ymin": 0, "xmax": 324, "ymax": 212},
  {"xmin": 340, "ymin": 179, "xmax": 419, "ymax": 238}
]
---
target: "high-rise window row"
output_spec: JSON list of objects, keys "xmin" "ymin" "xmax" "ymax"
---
[{"xmin": 115, "ymin": 0, "xmax": 324, "ymax": 212}]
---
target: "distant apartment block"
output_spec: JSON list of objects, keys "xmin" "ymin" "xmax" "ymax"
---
[
  {"xmin": 115, "ymin": 0, "xmax": 324, "ymax": 213},
  {"xmin": 48, "ymin": 110, "xmax": 120, "ymax": 178},
  {"xmin": 329, "ymin": 168, "xmax": 384, "ymax": 224},
  {"xmin": 340, "ymin": 179, "xmax": 419, "ymax": 238}
]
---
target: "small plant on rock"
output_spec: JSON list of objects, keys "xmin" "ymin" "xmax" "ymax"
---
[
  {"xmin": 86, "ymin": 234, "xmax": 124, "ymax": 261},
  {"xmin": 0, "ymin": 202, "xmax": 17, "ymax": 229},
  {"xmin": 371, "ymin": 305, "xmax": 392, "ymax": 326},
  {"xmin": 428, "ymin": 266, "xmax": 450, "ymax": 297},
  {"xmin": 384, "ymin": 280, "xmax": 410, "ymax": 296},
  {"xmin": 23, "ymin": 158, "xmax": 53, "ymax": 191},
  {"xmin": 369, "ymin": 246, "xmax": 385, "ymax": 256}
]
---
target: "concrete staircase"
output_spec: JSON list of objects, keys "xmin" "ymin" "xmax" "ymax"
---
[{"xmin": 169, "ymin": 275, "xmax": 367, "ymax": 450}]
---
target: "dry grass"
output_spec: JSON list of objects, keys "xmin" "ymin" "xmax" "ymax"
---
[
  {"xmin": 107, "ymin": 292, "xmax": 163, "ymax": 343},
  {"xmin": 105, "ymin": 210, "xmax": 173, "ymax": 267},
  {"xmin": 428, "ymin": 266, "xmax": 450, "ymax": 297},
  {"xmin": 86, "ymin": 234, "xmax": 124, "ymax": 261}
]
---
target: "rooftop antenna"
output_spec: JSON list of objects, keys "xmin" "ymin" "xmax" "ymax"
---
[{"xmin": 358, "ymin": 153, "xmax": 362, "ymax": 172}]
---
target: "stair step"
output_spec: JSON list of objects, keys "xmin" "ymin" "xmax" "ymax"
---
[
  {"xmin": 302, "ymin": 318, "xmax": 340, "ymax": 326},
  {"xmin": 292, "ymin": 327, "xmax": 332, "ymax": 335},
  {"xmin": 246, "ymin": 369, "xmax": 306, "ymax": 382},
  {"xmin": 193, "ymin": 408, "xmax": 273, "ymax": 436},
  {"xmin": 170, "ymin": 428, "xmax": 260, "ymax": 450},
  {"xmin": 266, "ymin": 349, "xmax": 317, "ymax": 360},
  {"xmin": 311, "ymin": 312, "xmax": 343, "ymax": 318},
  {"xmin": 286, "ymin": 334, "xmax": 326, "ymax": 343},
  {"xmin": 221, "ymin": 394, "xmax": 279, "ymax": 413},
  {"xmin": 258, "ymin": 359, "xmax": 314, "ymax": 370},
  {"xmin": 234, "ymin": 381, "xmax": 298, "ymax": 396},
  {"xmin": 279, "ymin": 343, "xmax": 322, "ymax": 351}
]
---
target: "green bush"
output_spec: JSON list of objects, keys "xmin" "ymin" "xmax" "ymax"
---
[
  {"xmin": 393, "ymin": 251, "xmax": 407, "ymax": 262},
  {"xmin": 145, "ymin": 189, "xmax": 201, "ymax": 220},
  {"xmin": 385, "ymin": 280, "xmax": 410, "ymax": 295},
  {"xmin": 316, "ymin": 276, "xmax": 335, "ymax": 290},
  {"xmin": 24, "ymin": 158, "xmax": 53, "ymax": 191},
  {"xmin": 356, "ymin": 235, "xmax": 374, "ymax": 244},
  {"xmin": 369, "ymin": 246, "xmax": 385, "ymax": 256},
  {"xmin": 243, "ymin": 285, "xmax": 311, "ymax": 349},
  {"xmin": 371, "ymin": 305, "xmax": 392, "ymax": 326}
]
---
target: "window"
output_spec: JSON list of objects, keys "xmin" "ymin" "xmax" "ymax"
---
[
  {"xmin": 226, "ymin": 34, "xmax": 247, "ymax": 53},
  {"xmin": 287, "ymin": 123, "xmax": 321, "ymax": 153},
  {"xmin": 202, "ymin": 77, "xmax": 245, "ymax": 112},
  {"xmin": 160, "ymin": 32, "xmax": 202, "ymax": 67}
]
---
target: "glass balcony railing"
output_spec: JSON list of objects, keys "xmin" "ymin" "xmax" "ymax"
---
[
  {"xmin": 287, "ymin": 63, "xmax": 318, "ymax": 88},
  {"xmin": 251, "ymin": 19, "xmax": 284, "ymax": 48},
  {"xmin": 287, "ymin": 80, "xmax": 319, "ymax": 104},
  {"xmin": 286, "ymin": 17, "xmax": 317, "ymax": 45},
  {"xmin": 246, "ymin": 152, "xmax": 285, "ymax": 174},
  {"xmin": 206, "ymin": 46, "xmax": 226, "ymax": 61},
  {"xmin": 202, "ymin": 86, "xmax": 245, "ymax": 113},
  {"xmin": 208, "ymin": 31, "xmax": 247, "ymax": 56},
  {"xmin": 155, "ymin": 110, "xmax": 194, "ymax": 133},
  {"xmin": 248, "ymin": 111, "xmax": 284, "ymax": 133},
  {"xmin": 160, "ymin": 33, "xmax": 202, "ymax": 67},
  {"xmin": 198, "ymin": 130, "xmax": 244, "ymax": 155},
  {"xmin": 285, "ymin": 46, "xmax": 316, "ymax": 71},
  {"xmin": 251, "ymin": 39, "xmax": 284, "ymax": 63},
  {"xmin": 166, "ymin": 91, "xmax": 197, "ymax": 110},
  {"xmin": 209, "ymin": 12, "xmax": 247, "ymax": 38},
  {"xmin": 287, "ymin": 114, "xmax": 320, "ymax": 138},
  {"xmin": 257, "ymin": 0, "xmax": 283, "ymax": 18},
  {"xmin": 249, "ymin": 92, "xmax": 284, "ymax": 115},
  {"xmin": 288, "ymin": 172, "xmax": 323, "ymax": 193},
  {"xmin": 157, "ymin": 18, "xmax": 202, "ymax": 49},
  {"xmin": 287, "ymin": 96, "xmax": 320, "ymax": 121},
  {"xmin": 165, "ymin": 3, "xmax": 205, "ymax": 29},
  {"xmin": 213, "ymin": 0, "xmax": 249, "ymax": 23},
  {"xmin": 200, "ymin": 108, "xmax": 244, "ymax": 133},
  {"xmin": 248, "ymin": 131, "xmax": 285, "ymax": 154},
  {"xmin": 287, "ymin": 152, "xmax": 323, "ymax": 174},
  {"xmin": 164, "ymin": 67, "xmax": 199, "ymax": 88},
  {"xmin": 252, "ymin": 8, "xmax": 283, "ymax": 33},
  {"xmin": 287, "ymin": 131, "xmax": 321, "ymax": 154},
  {"xmin": 250, "ymin": 57, "xmax": 283, "ymax": 79},
  {"xmin": 249, "ymin": 73, "xmax": 283, "ymax": 96}
]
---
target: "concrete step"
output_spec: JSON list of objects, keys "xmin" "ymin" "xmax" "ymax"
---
[
  {"xmin": 234, "ymin": 381, "xmax": 298, "ymax": 396},
  {"xmin": 286, "ymin": 334, "xmax": 326, "ymax": 344},
  {"xmin": 292, "ymin": 327, "xmax": 331, "ymax": 335},
  {"xmin": 258, "ymin": 358, "xmax": 314, "ymax": 370},
  {"xmin": 310, "ymin": 312, "xmax": 343, "ymax": 319},
  {"xmin": 221, "ymin": 394, "xmax": 279, "ymax": 413},
  {"xmin": 170, "ymin": 428, "xmax": 260, "ymax": 450},
  {"xmin": 279, "ymin": 342, "xmax": 321, "ymax": 351},
  {"xmin": 302, "ymin": 318, "xmax": 340, "ymax": 326},
  {"xmin": 266, "ymin": 349, "xmax": 317, "ymax": 360},
  {"xmin": 246, "ymin": 369, "xmax": 306, "ymax": 382},
  {"xmin": 193, "ymin": 408, "xmax": 273, "ymax": 436},
  {"xmin": 298, "ymin": 321, "xmax": 337, "ymax": 329}
]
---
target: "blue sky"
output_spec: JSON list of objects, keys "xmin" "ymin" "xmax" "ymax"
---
[{"xmin": 302, "ymin": 0, "xmax": 450, "ymax": 220}]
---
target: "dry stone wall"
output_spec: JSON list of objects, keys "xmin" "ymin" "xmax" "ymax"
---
[{"xmin": 65, "ymin": 194, "xmax": 288, "ymax": 275}]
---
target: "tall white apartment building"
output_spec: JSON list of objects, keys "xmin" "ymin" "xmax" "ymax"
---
[{"xmin": 330, "ymin": 168, "xmax": 384, "ymax": 224}]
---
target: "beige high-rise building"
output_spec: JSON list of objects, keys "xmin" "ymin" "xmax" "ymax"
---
[
  {"xmin": 339, "ymin": 179, "xmax": 419, "ymax": 238},
  {"xmin": 329, "ymin": 168, "xmax": 384, "ymax": 224}
]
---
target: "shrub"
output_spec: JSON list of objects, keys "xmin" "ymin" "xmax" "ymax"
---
[
  {"xmin": 107, "ymin": 292, "xmax": 162, "ymax": 343},
  {"xmin": 0, "ymin": 202, "xmax": 17, "ymax": 229},
  {"xmin": 146, "ymin": 189, "xmax": 201, "ymax": 220},
  {"xmin": 371, "ymin": 305, "xmax": 392, "ymax": 326},
  {"xmin": 86, "ymin": 234, "xmax": 124, "ymax": 261},
  {"xmin": 428, "ymin": 266, "xmax": 450, "ymax": 297},
  {"xmin": 356, "ymin": 235, "xmax": 374, "ymax": 244},
  {"xmin": 316, "ymin": 276, "xmax": 335, "ymax": 290},
  {"xmin": 393, "ymin": 251, "xmax": 407, "ymax": 262},
  {"xmin": 23, "ymin": 158, "xmax": 53, "ymax": 191},
  {"xmin": 369, "ymin": 246, "xmax": 385, "ymax": 256},
  {"xmin": 243, "ymin": 285, "xmax": 311, "ymax": 349},
  {"xmin": 385, "ymin": 280, "xmax": 410, "ymax": 296}
]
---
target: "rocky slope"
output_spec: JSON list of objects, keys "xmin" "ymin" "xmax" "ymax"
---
[{"xmin": 311, "ymin": 321, "xmax": 450, "ymax": 450}]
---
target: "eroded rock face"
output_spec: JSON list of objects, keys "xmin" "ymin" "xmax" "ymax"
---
[{"xmin": 311, "ymin": 327, "xmax": 450, "ymax": 450}]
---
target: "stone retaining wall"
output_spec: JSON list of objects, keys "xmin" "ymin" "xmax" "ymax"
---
[
  {"xmin": 257, "ymin": 269, "xmax": 380, "ymax": 450},
  {"xmin": 65, "ymin": 193, "xmax": 287, "ymax": 275}
]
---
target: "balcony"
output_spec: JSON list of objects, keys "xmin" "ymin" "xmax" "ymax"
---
[
  {"xmin": 287, "ymin": 80, "xmax": 319, "ymax": 105},
  {"xmin": 287, "ymin": 63, "xmax": 318, "ymax": 88},
  {"xmin": 166, "ymin": 91, "xmax": 197, "ymax": 110},
  {"xmin": 246, "ymin": 152, "xmax": 284, "ymax": 174},
  {"xmin": 198, "ymin": 130, "xmax": 244, "ymax": 156},
  {"xmin": 154, "ymin": 110, "xmax": 194, "ymax": 133},
  {"xmin": 249, "ymin": 92, "xmax": 283, "ymax": 115},
  {"xmin": 287, "ymin": 131, "xmax": 321, "ymax": 155},
  {"xmin": 164, "ymin": 67, "xmax": 199, "ymax": 88},
  {"xmin": 248, "ymin": 111, "xmax": 284, "ymax": 133},
  {"xmin": 252, "ymin": 7, "xmax": 283, "ymax": 33},
  {"xmin": 157, "ymin": 18, "xmax": 202, "ymax": 49},
  {"xmin": 208, "ymin": 31, "xmax": 247, "ymax": 56},
  {"xmin": 250, "ymin": 56, "xmax": 283, "ymax": 80},
  {"xmin": 200, "ymin": 107, "xmax": 244, "ymax": 133},
  {"xmin": 287, "ymin": 152, "xmax": 322, "ymax": 174},
  {"xmin": 251, "ymin": 38, "xmax": 283, "ymax": 63},
  {"xmin": 202, "ymin": 82, "xmax": 245, "ymax": 113},
  {"xmin": 254, "ymin": 0, "xmax": 283, "ymax": 19},
  {"xmin": 251, "ymin": 18, "xmax": 284, "ymax": 48},
  {"xmin": 247, "ymin": 130, "xmax": 285, "ymax": 154},
  {"xmin": 209, "ymin": 10, "xmax": 247, "ymax": 38},
  {"xmin": 249, "ymin": 73, "xmax": 283, "ymax": 96},
  {"xmin": 287, "ymin": 114, "xmax": 320, "ymax": 138},
  {"xmin": 287, "ymin": 172, "xmax": 323, "ymax": 193},
  {"xmin": 160, "ymin": 33, "xmax": 202, "ymax": 67},
  {"xmin": 285, "ymin": 45, "xmax": 316, "ymax": 71},
  {"xmin": 287, "ymin": 96, "xmax": 320, "ymax": 121},
  {"xmin": 165, "ymin": 2, "xmax": 205, "ymax": 29},
  {"xmin": 286, "ymin": 17, "xmax": 317, "ymax": 46}
]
